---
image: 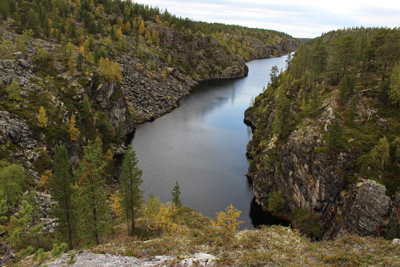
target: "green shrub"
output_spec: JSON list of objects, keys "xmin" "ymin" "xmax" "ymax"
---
[
  {"xmin": 0, "ymin": 161, "xmax": 27, "ymax": 206},
  {"xmin": 110, "ymin": 92, "xmax": 123, "ymax": 101},
  {"xmin": 293, "ymin": 207, "xmax": 321, "ymax": 239},
  {"xmin": 267, "ymin": 190, "xmax": 284, "ymax": 214}
]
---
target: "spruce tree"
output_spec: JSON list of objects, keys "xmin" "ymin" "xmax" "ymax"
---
[
  {"xmin": 50, "ymin": 144, "xmax": 78, "ymax": 249},
  {"xmin": 272, "ymin": 96, "xmax": 292, "ymax": 139},
  {"xmin": 171, "ymin": 181, "xmax": 182, "ymax": 209},
  {"xmin": 0, "ymin": 0, "xmax": 9, "ymax": 19},
  {"xmin": 74, "ymin": 137, "xmax": 110, "ymax": 245},
  {"xmin": 328, "ymin": 119, "xmax": 343, "ymax": 148},
  {"xmin": 119, "ymin": 145, "xmax": 143, "ymax": 235}
]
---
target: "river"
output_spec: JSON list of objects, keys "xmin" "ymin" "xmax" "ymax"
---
[{"xmin": 130, "ymin": 55, "xmax": 289, "ymax": 229}]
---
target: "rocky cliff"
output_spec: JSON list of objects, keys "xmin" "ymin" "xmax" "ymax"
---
[
  {"xmin": 0, "ymin": 17, "xmax": 298, "ymax": 185},
  {"xmin": 245, "ymin": 103, "xmax": 397, "ymax": 239},
  {"xmin": 244, "ymin": 27, "xmax": 400, "ymax": 239}
]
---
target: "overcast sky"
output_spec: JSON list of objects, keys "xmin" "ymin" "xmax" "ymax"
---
[{"xmin": 137, "ymin": 0, "xmax": 400, "ymax": 38}]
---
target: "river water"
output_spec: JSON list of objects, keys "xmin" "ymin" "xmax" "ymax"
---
[{"xmin": 130, "ymin": 55, "xmax": 289, "ymax": 229}]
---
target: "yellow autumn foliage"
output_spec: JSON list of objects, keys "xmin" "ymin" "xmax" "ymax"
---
[
  {"xmin": 144, "ymin": 197, "xmax": 188, "ymax": 236},
  {"xmin": 98, "ymin": 57, "xmax": 122, "ymax": 83},
  {"xmin": 41, "ymin": 169, "xmax": 53, "ymax": 188},
  {"xmin": 110, "ymin": 193, "xmax": 122, "ymax": 217},
  {"xmin": 38, "ymin": 106, "xmax": 48, "ymax": 128},
  {"xmin": 214, "ymin": 204, "xmax": 244, "ymax": 232},
  {"xmin": 69, "ymin": 113, "xmax": 80, "ymax": 141}
]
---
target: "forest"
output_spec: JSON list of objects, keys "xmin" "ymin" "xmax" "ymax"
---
[
  {"xmin": 0, "ymin": 0, "xmax": 301, "ymax": 265},
  {"xmin": 1, "ymin": 0, "xmax": 400, "ymax": 265},
  {"xmin": 245, "ymin": 26, "xmax": 400, "ymax": 240}
]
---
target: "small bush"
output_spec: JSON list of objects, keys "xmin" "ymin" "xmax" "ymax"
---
[
  {"xmin": 267, "ymin": 190, "xmax": 284, "ymax": 214},
  {"xmin": 293, "ymin": 207, "xmax": 321, "ymax": 239},
  {"xmin": 110, "ymin": 92, "xmax": 123, "ymax": 101},
  {"xmin": 214, "ymin": 204, "xmax": 244, "ymax": 232}
]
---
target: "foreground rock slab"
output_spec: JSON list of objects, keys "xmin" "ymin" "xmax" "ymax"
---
[{"xmin": 45, "ymin": 251, "xmax": 217, "ymax": 267}]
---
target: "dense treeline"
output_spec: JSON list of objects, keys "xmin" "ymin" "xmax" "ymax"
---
[
  {"xmin": 246, "ymin": 26, "xmax": 400, "ymax": 239},
  {"xmin": 0, "ymin": 0, "xmax": 293, "ymax": 40}
]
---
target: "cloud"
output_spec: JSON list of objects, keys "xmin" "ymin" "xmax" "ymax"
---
[{"xmin": 138, "ymin": 0, "xmax": 400, "ymax": 38}]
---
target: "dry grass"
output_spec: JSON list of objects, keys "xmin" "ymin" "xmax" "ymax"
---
[{"xmin": 87, "ymin": 208, "xmax": 400, "ymax": 266}]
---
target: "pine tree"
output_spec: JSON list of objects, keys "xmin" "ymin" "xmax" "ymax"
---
[
  {"xmin": 311, "ymin": 38, "xmax": 328, "ymax": 75},
  {"xmin": 6, "ymin": 81, "xmax": 21, "ymax": 111},
  {"xmin": 68, "ymin": 53, "xmax": 76, "ymax": 76},
  {"xmin": 80, "ymin": 95, "xmax": 91, "ymax": 120},
  {"xmin": 27, "ymin": 9, "xmax": 39, "ymax": 36},
  {"xmin": 37, "ymin": 106, "xmax": 48, "ymax": 128},
  {"xmin": 370, "ymin": 137, "xmax": 390, "ymax": 171},
  {"xmin": 43, "ymin": 15, "xmax": 50, "ymax": 38},
  {"xmin": 0, "ymin": 199, "xmax": 42, "ymax": 263},
  {"xmin": 0, "ymin": 40, "xmax": 14, "ymax": 60},
  {"xmin": 338, "ymin": 75, "xmax": 355, "ymax": 105},
  {"xmin": 8, "ymin": 0, "xmax": 16, "ymax": 14},
  {"xmin": 0, "ymin": 161, "xmax": 26, "ymax": 206},
  {"xmin": 36, "ymin": 49, "xmax": 49, "ymax": 63},
  {"xmin": 285, "ymin": 52, "xmax": 292, "ymax": 70},
  {"xmin": 336, "ymin": 35, "xmax": 356, "ymax": 76},
  {"xmin": 310, "ymin": 86, "xmax": 321, "ymax": 117},
  {"xmin": 74, "ymin": 137, "xmax": 110, "ymax": 245},
  {"xmin": 269, "ymin": 65, "xmax": 279, "ymax": 88},
  {"xmin": 389, "ymin": 62, "xmax": 400, "ymax": 106},
  {"xmin": 119, "ymin": 145, "xmax": 144, "ymax": 235},
  {"xmin": 0, "ymin": 0, "xmax": 9, "ymax": 19},
  {"xmin": 116, "ymin": 119, "xmax": 126, "ymax": 142},
  {"xmin": 49, "ymin": 144, "xmax": 78, "ymax": 249},
  {"xmin": 171, "ymin": 181, "xmax": 182, "ymax": 209},
  {"xmin": 347, "ymin": 94, "xmax": 358, "ymax": 127},
  {"xmin": 272, "ymin": 96, "xmax": 292, "ymax": 139}
]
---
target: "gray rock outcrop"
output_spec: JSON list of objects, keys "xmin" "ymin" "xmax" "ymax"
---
[
  {"xmin": 45, "ymin": 251, "xmax": 217, "ymax": 267},
  {"xmin": 245, "ymin": 100, "xmax": 398, "ymax": 239}
]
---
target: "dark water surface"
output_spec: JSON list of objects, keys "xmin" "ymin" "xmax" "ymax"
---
[{"xmin": 130, "ymin": 56, "xmax": 289, "ymax": 229}]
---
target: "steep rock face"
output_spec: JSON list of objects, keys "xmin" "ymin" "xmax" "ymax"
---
[
  {"xmin": 0, "ymin": 25, "xmax": 298, "ymax": 184},
  {"xmin": 245, "ymin": 103, "xmax": 396, "ymax": 239},
  {"xmin": 118, "ymin": 55, "xmax": 196, "ymax": 122},
  {"xmin": 341, "ymin": 180, "xmax": 390, "ymax": 235},
  {"xmin": 93, "ymin": 79, "xmax": 132, "ymax": 131},
  {"xmin": 0, "ymin": 111, "xmax": 42, "ymax": 180}
]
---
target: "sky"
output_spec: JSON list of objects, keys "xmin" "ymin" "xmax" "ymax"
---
[{"xmin": 137, "ymin": 0, "xmax": 400, "ymax": 38}]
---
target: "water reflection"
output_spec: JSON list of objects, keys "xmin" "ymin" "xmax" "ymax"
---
[
  {"xmin": 250, "ymin": 197, "xmax": 291, "ymax": 228},
  {"xmin": 130, "ymin": 56, "xmax": 289, "ymax": 229}
]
